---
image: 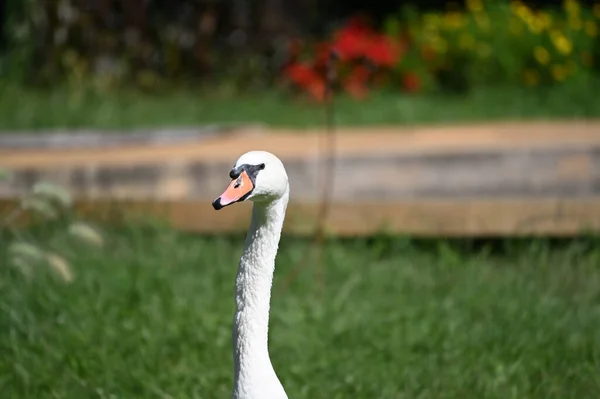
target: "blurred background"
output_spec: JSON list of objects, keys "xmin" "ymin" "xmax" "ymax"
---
[
  {"xmin": 1, "ymin": 1, "xmax": 600, "ymax": 398},
  {"xmin": 0, "ymin": 0, "xmax": 599, "ymax": 126}
]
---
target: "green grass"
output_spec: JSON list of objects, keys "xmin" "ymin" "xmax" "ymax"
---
[
  {"xmin": 2, "ymin": 225, "xmax": 600, "ymax": 399},
  {"xmin": 1, "ymin": 81, "xmax": 599, "ymax": 130}
]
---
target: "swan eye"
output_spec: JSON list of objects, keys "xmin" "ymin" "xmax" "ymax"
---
[
  {"xmin": 233, "ymin": 176, "xmax": 242, "ymax": 188},
  {"xmin": 259, "ymin": 163, "xmax": 265, "ymax": 170}
]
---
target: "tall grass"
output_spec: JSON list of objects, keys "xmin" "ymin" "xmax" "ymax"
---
[{"xmin": 2, "ymin": 224, "xmax": 600, "ymax": 398}]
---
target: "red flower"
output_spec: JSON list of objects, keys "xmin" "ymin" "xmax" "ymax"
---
[
  {"xmin": 283, "ymin": 62, "xmax": 327, "ymax": 102},
  {"xmin": 283, "ymin": 62, "xmax": 320, "ymax": 88},
  {"xmin": 282, "ymin": 14, "xmax": 418, "ymax": 101},
  {"xmin": 331, "ymin": 16, "xmax": 374, "ymax": 61},
  {"xmin": 402, "ymin": 72, "xmax": 421, "ymax": 93},
  {"xmin": 364, "ymin": 35, "xmax": 401, "ymax": 68},
  {"xmin": 347, "ymin": 65, "xmax": 371, "ymax": 84},
  {"xmin": 344, "ymin": 65, "xmax": 371, "ymax": 99},
  {"xmin": 314, "ymin": 41, "xmax": 333, "ymax": 69}
]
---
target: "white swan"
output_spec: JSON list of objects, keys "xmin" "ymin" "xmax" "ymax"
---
[{"xmin": 212, "ymin": 150, "xmax": 290, "ymax": 399}]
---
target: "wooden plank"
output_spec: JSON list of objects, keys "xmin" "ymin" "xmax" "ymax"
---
[
  {"xmin": 2, "ymin": 198, "xmax": 600, "ymax": 237},
  {"xmin": 3, "ymin": 138, "xmax": 600, "ymax": 201}
]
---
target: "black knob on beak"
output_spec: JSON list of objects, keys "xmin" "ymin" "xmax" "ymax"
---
[{"xmin": 212, "ymin": 197, "xmax": 223, "ymax": 210}]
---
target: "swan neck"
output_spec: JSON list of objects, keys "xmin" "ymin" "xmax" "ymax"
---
[{"xmin": 232, "ymin": 193, "xmax": 288, "ymax": 398}]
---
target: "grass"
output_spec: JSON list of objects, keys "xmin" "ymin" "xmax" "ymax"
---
[
  {"xmin": 1, "ymin": 81, "xmax": 600, "ymax": 130},
  {"xmin": 1, "ymin": 223, "xmax": 600, "ymax": 399}
]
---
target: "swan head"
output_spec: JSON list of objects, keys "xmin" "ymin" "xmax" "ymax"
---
[{"xmin": 212, "ymin": 150, "xmax": 289, "ymax": 210}]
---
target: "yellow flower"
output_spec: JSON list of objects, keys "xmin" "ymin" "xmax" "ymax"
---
[
  {"xmin": 585, "ymin": 21, "xmax": 598, "ymax": 37},
  {"xmin": 459, "ymin": 33, "xmax": 475, "ymax": 50},
  {"xmin": 430, "ymin": 36, "xmax": 448, "ymax": 53},
  {"xmin": 569, "ymin": 16, "xmax": 582, "ymax": 31},
  {"xmin": 538, "ymin": 13, "xmax": 553, "ymax": 29},
  {"xmin": 550, "ymin": 30, "xmax": 573, "ymax": 55},
  {"xmin": 512, "ymin": 1, "xmax": 529, "ymax": 17},
  {"xmin": 528, "ymin": 16, "xmax": 544, "ymax": 33},
  {"xmin": 513, "ymin": 2, "xmax": 535, "ymax": 25},
  {"xmin": 581, "ymin": 51, "xmax": 594, "ymax": 67},
  {"xmin": 563, "ymin": 0, "xmax": 581, "ymax": 15},
  {"xmin": 443, "ymin": 12, "xmax": 465, "ymax": 30},
  {"xmin": 509, "ymin": 18, "xmax": 524, "ymax": 36},
  {"xmin": 534, "ymin": 46, "xmax": 550, "ymax": 65},
  {"xmin": 523, "ymin": 69, "xmax": 539, "ymax": 86},
  {"xmin": 466, "ymin": 0, "xmax": 484, "ymax": 13},
  {"xmin": 551, "ymin": 64, "xmax": 568, "ymax": 81},
  {"xmin": 423, "ymin": 13, "xmax": 442, "ymax": 31},
  {"xmin": 475, "ymin": 13, "xmax": 491, "ymax": 32},
  {"xmin": 525, "ymin": 16, "xmax": 543, "ymax": 34},
  {"xmin": 509, "ymin": 0, "xmax": 521, "ymax": 12}
]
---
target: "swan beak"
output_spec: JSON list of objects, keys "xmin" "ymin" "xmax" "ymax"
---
[{"xmin": 212, "ymin": 171, "xmax": 254, "ymax": 210}]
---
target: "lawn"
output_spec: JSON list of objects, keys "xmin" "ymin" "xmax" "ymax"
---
[
  {"xmin": 1, "ymin": 82, "xmax": 600, "ymax": 130},
  {"xmin": 1, "ymin": 224, "xmax": 600, "ymax": 399}
]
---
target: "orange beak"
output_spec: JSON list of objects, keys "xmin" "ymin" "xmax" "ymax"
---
[{"xmin": 212, "ymin": 171, "xmax": 254, "ymax": 210}]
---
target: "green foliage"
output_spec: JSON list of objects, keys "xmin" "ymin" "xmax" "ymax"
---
[{"xmin": 1, "ymin": 229, "xmax": 600, "ymax": 398}]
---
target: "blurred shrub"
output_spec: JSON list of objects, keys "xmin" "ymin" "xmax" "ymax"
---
[
  {"xmin": 0, "ymin": 0, "xmax": 298, "ymax": 92},
  {"xmin": 281, "ymin": 0, "xmax": 600, "ymax": 99},
  {"xmin": 1, "ymin": 0, "xmax": 599, "ymax": 96}
]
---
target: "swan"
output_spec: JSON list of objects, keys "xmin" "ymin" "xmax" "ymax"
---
[{"xmin": 212, "ymin": 150, "xmax": 290, "ymax": 399}]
